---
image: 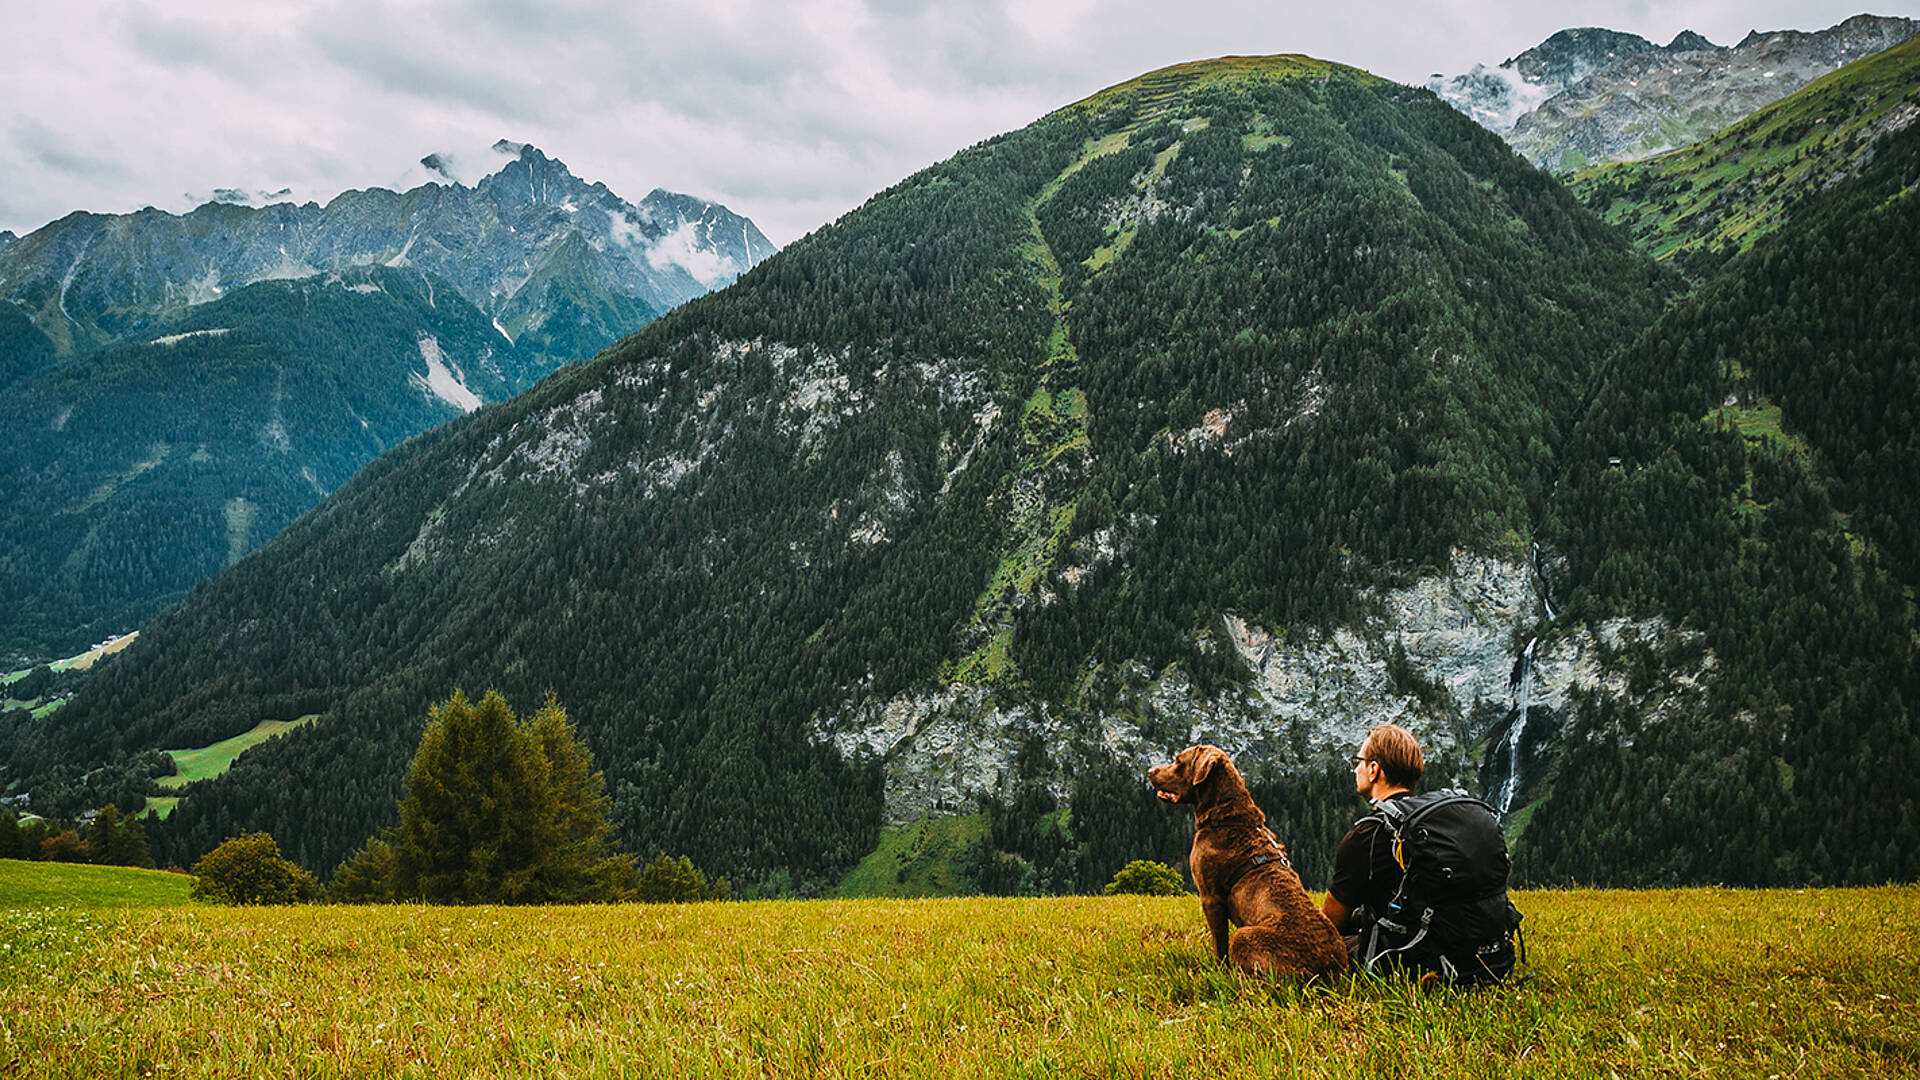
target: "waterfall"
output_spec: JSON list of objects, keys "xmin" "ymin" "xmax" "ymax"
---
[
  {"xmin": 1482, "ymin": 543, "xmax": 1563, "ymax": 820},
  {"xmin": 1497, "ymin": 637, "xmax": 1539, "ymax": 817},
  {"xmin": 1531, "ymin": 541, "xmax": 1560, "ymax": 623}
]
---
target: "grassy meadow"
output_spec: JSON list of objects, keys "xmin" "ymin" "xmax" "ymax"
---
[
  {"xmin": 0, "ymin": 859, "xmax": 191, "ymax": 909},
  {"xmin": 1, "ymin": 863, "xmax": 1914, "ymax": 1079}
]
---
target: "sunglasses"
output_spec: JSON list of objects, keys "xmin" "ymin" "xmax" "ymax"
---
[{"xmin": 1351, "ymin": 755, "xmax": 1373, "ymax": 766}]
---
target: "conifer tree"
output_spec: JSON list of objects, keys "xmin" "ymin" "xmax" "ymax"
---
[
  {"xmin": 347, "ymin": 689, "xmax": 635, "ymax": 904},
  {"xmin": 526, "ymin": 694, "xmax": 637, "ymax": 902},
  {"xmin": 83, "ymin": 804, "xmax": 154, "ymax": 868}
]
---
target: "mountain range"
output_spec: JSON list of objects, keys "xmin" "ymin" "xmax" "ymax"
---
[
  {"xmin": 8, "ymin": 54, "xmax": 1676, "ymax": 887},
  {"xmin": 4, "ymin": 22, "xmax": 1918, "ymax": 895},
  {"xmin": 0, "ymin": 147, "xmax": 773, "ymax": 658},
  {"xmin": 1429, "ymin": 13, "xmax": 1918, "ymax": 170},
  {"xmin": 0, "ymin": 141, "xmax": 773, "ymax": 384}
]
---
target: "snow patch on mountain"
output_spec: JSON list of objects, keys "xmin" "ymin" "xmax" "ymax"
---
[
  {"xmin": 150, "ymin": 328, "xmax": 233, "ymax": 347},
  {"xmin": 410, "ymin": 335, "xmax": 483, "ymax": 413}
]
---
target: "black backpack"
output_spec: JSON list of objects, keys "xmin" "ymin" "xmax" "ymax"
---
[{"xmin": 1358, "ymin": 790, "xmax": 1525, "ymax": 985}]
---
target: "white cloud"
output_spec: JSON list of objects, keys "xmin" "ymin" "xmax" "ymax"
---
[
  {"xmin": 1, "ymin": 0, "xmax": 1913, "ymax": 245},
  {"xmin": 645, "ymin": 220, "xmax": 743, "ymax": 288}
]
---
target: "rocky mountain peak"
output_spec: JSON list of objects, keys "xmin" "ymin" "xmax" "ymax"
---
[
  {"xmin": 1665, "ymin": 30, "xmax": 1718, "ymax": 52},
  {"xmin": 1507, "ymin": 27, "xmax": 1661, "ymax": 88},
  {"xmin": 475, "ymin": 141, "xmax": 588, "ymax": 207},
  {"xmin": 1433, "ymin": 13, "xmax": 1920, "ymax": 171}
]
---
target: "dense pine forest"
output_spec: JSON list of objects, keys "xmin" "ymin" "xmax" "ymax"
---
[
  {"xmin": 1517, "ymin": 119, "xmax": 1920, "ymax": 885},
  {"xmin": 0, "ymin": 267, "xmax": 539, "ymax": 657},
  {"xmin": 2, "ymin": 49, "xmax": 1915, "ymax": 894}
]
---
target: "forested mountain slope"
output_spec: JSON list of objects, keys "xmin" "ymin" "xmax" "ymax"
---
[
  {"xmin": 0, "ymin": 267, "xmax": 535, "ymax": 656},
  {"xmin": 4, "ymin": 56, "xmax": 1674, "ymax": 888},
  {"xmin": 1566, "ymin": 33, "xmax": 1920, "ymax": 271},
  {"xmin": 1519, "ymin": 118, "xmax": 1920, "ymax": 886}
]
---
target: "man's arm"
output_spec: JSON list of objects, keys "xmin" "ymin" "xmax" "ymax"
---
[
  {"xmin": 1321, "ymin": 894, "xmax": 1352, "ymax": 932},
  {"xmin": 1321, "ymin": 817, "xmax": 1372, "ymax": 933}
]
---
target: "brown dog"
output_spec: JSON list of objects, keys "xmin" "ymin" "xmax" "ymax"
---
[{"xmin": 1147, "ymin": 744, "xmax": 1348, "ymax": 980}]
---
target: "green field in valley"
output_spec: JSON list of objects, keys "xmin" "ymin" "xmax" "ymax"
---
[
  {"xmin": 141, "ymin": 716, "xmax": 320, "ymax": 819},
  {"xmin": 156, "ymin": 716, "xmax": 319, "ymax": 789},
  {"xmin": 1, "ymin": 870, "xmax": 1913, "ymax": 1078}
]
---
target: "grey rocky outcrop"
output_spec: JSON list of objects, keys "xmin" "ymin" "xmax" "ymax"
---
[
  {"xmin": 815, "ymin": 551, "xmax": 1710, "ymax": 823},
  {"xmin": 1430, "ymin": 14, "xmax": 1920, "ymax": 171}
]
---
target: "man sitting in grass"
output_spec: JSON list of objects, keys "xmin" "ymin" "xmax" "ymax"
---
[
  {"xmin": 1320, "ymin": 723, "xmax": 1522, "ymax": 984},
  {"xmin": 1320, "ymin": 723, "xmax": 1423, "ymax": 959}
]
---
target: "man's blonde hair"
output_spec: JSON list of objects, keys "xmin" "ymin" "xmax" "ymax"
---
[{"xmin": 1364, "ymin": 723, "xmax": 1424, "ymax": 790}]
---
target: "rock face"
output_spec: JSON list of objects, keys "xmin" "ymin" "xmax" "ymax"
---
[
  {"xmin": 1428, "ymin": 27, "xmax": 1689, "ymax": 135},
  {"xmin": 0, "ymin": 143, "xmax": 774, "ymax": 380},
  {"xmin": 1431, "ymin": 14, "xmax": 1920, "ymax": 171},
  {"xmin": 817, "ymin": 552, "xmax": 1708, "ymax": 823}
]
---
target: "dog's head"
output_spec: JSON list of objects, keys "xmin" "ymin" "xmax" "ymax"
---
[{"xmin": 1147, "ymin": 744, "xmax": 1235, "ymax": 806}]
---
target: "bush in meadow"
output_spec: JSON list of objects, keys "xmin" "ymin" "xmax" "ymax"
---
[
  {"xmin": 1104, "ymin": 859, "xmax": 1187, "ymax": 896},
  {"xmin": 190, "ymin": 832, "xmax": 318, "ymax": 904}
]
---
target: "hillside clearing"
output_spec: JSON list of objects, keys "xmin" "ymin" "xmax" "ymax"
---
[
  {"xmin": 52, "ymin": 631, "xmax": 138, "ymax": 672},
  {"xmin": 141, "ymin": 716, "xmax": 319, "ymax": 819},
  {"xmin": 156, "ymin": 716, "xmax": 319, "ymax": 789},
  {"xmin": 0, "ymin": 885, "xmax": 1912, "ymax": 1078}
]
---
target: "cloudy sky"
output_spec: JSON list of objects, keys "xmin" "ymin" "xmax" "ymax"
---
[{"xmin": 4, "ymin": 0, "xmax": 1914, "ymax": 246}]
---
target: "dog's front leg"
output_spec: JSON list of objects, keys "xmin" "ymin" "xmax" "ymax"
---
[{"xmin": 1202, "ymin": 898, "xmax": 1231, "ymax": 962}]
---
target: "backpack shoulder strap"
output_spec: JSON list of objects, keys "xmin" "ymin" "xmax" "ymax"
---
[{"xmin": 1399, "ymin": 791, "xmax": 1496, "ymax": 834}]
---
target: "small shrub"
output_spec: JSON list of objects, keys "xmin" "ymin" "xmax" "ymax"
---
[
  {"xmin": 329, "ymin": 835, "xmax": 398, "ymax": 903},
  {"xmin": 189, "ymin": 832, "xmax": 318, "ymax": 905},
  {"xmin": 40, "ymin": 829, "xmax": 87, "ymax": 863},
  {"xmin": 637, "ymin": 854, "xmax": 727, "ymax": 902},
  {"xmin": 1103, "ymin": 859, "xmax": 1187, "ymax": 896}
]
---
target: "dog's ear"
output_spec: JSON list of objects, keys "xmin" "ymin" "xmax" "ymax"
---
[{"xmin": 1190, "ymin": 745, "xmax": 1225, "ymax": 787}]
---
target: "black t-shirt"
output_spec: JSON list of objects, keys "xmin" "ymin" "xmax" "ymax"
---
[{"xmin": 1328, "ymin": 793, "xmax": 1411, "ymax": 922}]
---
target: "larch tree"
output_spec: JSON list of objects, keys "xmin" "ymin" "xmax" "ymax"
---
[{"xmin": 336, "ymin": 689, "xmax": 635, "ymax": 904}]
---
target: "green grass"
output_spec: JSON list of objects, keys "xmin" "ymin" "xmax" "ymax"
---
[
  {"xmin": 947, "ymin": 170, "xmax": 1095, "ymax": 690},
  {"xmin": 1064, "ymin": 54, "xmax": 1374, "ymax": 117},
  {"xmin": 0, "ymin": 887, "xmax": 1912, "ymax": 1077},
  {"xmin": 1706, "ymin": 400, "xmax": 1813, "ymax": 459},
  {"xmin": 156, "ymin": 715, "xmax": 318, "ymax": 790},
  {"xmin": 0, "ymin": 858, "xmax": 193, "ymax": 909},
  {"xmin": 837, "ymin": 815, "xmax": 989, "ymax": 898}
]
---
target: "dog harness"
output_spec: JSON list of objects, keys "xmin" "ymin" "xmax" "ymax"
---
[{"xmin": 1219, "ymin": 826, "xmax": 1293, "ymax": 893}]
